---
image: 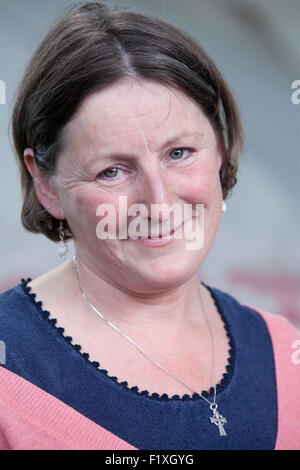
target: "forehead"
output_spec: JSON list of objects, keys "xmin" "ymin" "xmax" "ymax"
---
[{"xmin": 61, "ymin": 79, "xmax": 212, "ymax": 150}]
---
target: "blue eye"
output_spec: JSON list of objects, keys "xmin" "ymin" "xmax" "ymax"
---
[
  {"xmin": 103, "ymin": 167, "xmax": 119, "ymax": 178},
  {"xmin": 169, "ymin": 148, "xmax": 190, "ymax": 160}
]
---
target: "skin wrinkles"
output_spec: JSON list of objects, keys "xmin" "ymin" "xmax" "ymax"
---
[
  {"xmin": 22, "ymin": 79, "xmax": 233, "ymax": 398},
  {"xmin": 56, "ymin": 80, "xmax": 210, "ymax": 187},
  {"xmin": 25, "ymin": 77, "xmax": 223, "ymax": 313}
]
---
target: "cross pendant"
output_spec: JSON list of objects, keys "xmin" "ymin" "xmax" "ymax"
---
[{"xmin": 210, "ymin": 408, "xmax": 227, "ymax": 436}]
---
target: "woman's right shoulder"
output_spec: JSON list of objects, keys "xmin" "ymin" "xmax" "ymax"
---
[
  {"xmin": 0, "ymin": 280, "xmax": 38, "ymax": 371},
  {"xmin": 0, "ymin": 279, "xmax": 32, "ymax": 314},
  {"xmin": 0, "ymin": 279, "xmax": 37, "ymax": 331},
  {"xmin": 0, "ymin": 260, "xmax": 73, "ymax": 320}
]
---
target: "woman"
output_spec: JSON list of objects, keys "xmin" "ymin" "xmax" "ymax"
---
[{"xmin": 0, "ymin": 1, "xmax": 299, "ymax": 450}]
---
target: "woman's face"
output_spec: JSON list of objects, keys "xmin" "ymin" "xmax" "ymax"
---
[{"xmin": 49, "ymin": 79, "xmax": 223, "ymax": 292}]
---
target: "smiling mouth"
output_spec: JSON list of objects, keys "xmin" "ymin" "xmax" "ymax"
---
[
  {"xmin": 143, "ymin": 231, "xmax": 174, "ymax": 239},
  {"xmin": 130, "ymin": 228, "xmax": 178, "ymax": 240}
]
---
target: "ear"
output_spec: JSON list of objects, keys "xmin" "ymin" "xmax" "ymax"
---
[{"xmin": 23, "ymin": 148, "xmax": 65, "ymax": 220}]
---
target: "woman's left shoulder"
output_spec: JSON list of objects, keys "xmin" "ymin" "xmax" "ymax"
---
[
  {"xmin": 243, "ymin": 305, "xmax": 300, "ymax": 386},
  {"xmin": 246, "ymin": 307, "xmax": 300, "ymax": 450},
  {"xmin": 244, "ymin": 305, "xmax": 300, "ymax": 343}
]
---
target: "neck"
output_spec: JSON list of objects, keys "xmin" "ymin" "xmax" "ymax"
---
[{"xmin": 70, "ymin": 254, "xmax": 208, "ymax": 335}]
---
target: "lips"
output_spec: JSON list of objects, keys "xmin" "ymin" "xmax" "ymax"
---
[
  {"xmin": 143, "ymin": 229, "xmax": 175, "ymax": 239},
  {"xmin": 130, "ymin": 226, "xmax": 178, "ymax": 240}
]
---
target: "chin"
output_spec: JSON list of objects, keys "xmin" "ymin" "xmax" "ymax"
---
[{"xmin": 130, "ymin": 252, "xmax": 203, "ymax": 291}]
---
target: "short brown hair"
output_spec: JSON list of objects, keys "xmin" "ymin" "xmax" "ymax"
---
[{"xmin": 11, "ymin": 0, "xmax": 244, "ymax": 242}]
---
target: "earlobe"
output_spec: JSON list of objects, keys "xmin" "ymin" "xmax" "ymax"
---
[{"xmin": 23, "ymin": 148, "xmax": 65, "ymax": 220}]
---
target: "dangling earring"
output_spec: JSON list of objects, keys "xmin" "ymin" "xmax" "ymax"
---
[
  {"xmin": 58, "ymin": 220, "xmax": 69, "ymax": 259},
  {"xmin": 222, "ymin": 200, "xmax": 227, "ymax": 213}
]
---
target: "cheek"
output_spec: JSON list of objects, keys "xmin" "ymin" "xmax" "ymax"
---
[
  {"xmin": 63, "ymin": 187, "xmax": 107, "ymax": 232},
  {"xmin": 72, "ymin": 189, "xmax": 97, "ymax": 217},
  {"xmin": 66, "ymin": 186, "xmax": 127, "ymax": 239},
  {"xmin": 177, "ymin": 157, "xmax": 222, "ymax": 205}
]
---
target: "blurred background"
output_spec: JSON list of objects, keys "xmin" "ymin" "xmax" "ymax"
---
[{"xmin": 0, "ymin": 0, "xmax": 299, "ymax": 327}]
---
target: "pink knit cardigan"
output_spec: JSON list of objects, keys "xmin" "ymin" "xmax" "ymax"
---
[{"xmin": 0, "ymin": 308, "xmax": 299, "ymax": 450}]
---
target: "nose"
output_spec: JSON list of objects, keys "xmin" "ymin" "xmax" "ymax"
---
[{"xmin": 136, "ymin": 164, "xmax": 177, "ymax": 225}]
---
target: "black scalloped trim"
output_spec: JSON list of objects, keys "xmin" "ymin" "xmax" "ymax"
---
[{"xmin": 20, "ymin": 278, "xmax": 235, "ymax": 403}]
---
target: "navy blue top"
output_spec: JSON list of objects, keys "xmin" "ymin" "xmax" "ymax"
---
[{"xmin": 0, "ymin": 279, "xmax": 277, "ymax": 450}]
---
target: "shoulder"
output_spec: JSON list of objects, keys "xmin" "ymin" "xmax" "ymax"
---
[
  {"xmin": 240, "ymin": 304, "xmax": 300, "ymax": 384},
  {"xmin": 210, "ymin": 286, "xmax": 300, "ymax": 448},
  {"xmin": 242, "ymin": 304, "xmax": 300, "ymax": 348},
  {"xmin": 0, "ymin": 260, "xmax": 72, "ymax": 325},
  {"xmin": 0, "ymin": 279, "xmax": 42, "ymax": 357},
  {"xmin": 249, "ymin": 308, "xmax": 300, "ymax": 449},
  {"xmin": 225, "ymin": 284, "xmax": 299, "ymax": 350},
  {"xmin": 208, "ymin": 283, "xmax": 299, "ymax": 339},
  {"xmin": 207, "ymin": 283, "xmax": 300, "ymax": 381},
  {"xmin": 0, "ymin": 279, "xmax": 34, "ymax": 321},
  {"xmin": 244, "ymin": 305, "xmax": 300, "ymax": 378}
]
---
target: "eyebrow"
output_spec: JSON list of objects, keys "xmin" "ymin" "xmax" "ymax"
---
[
  {"xmin": 83, "ymin": 131, "xmax": 204, "ymax": 170},
  {"xmin": 158, "ymin": 131, "xmax": 204, "ymax": 150}
]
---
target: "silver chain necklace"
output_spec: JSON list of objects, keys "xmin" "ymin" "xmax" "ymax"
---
[{"xmin": 72, "ymin": 256, "xmax": 227, "ymax": 436}]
